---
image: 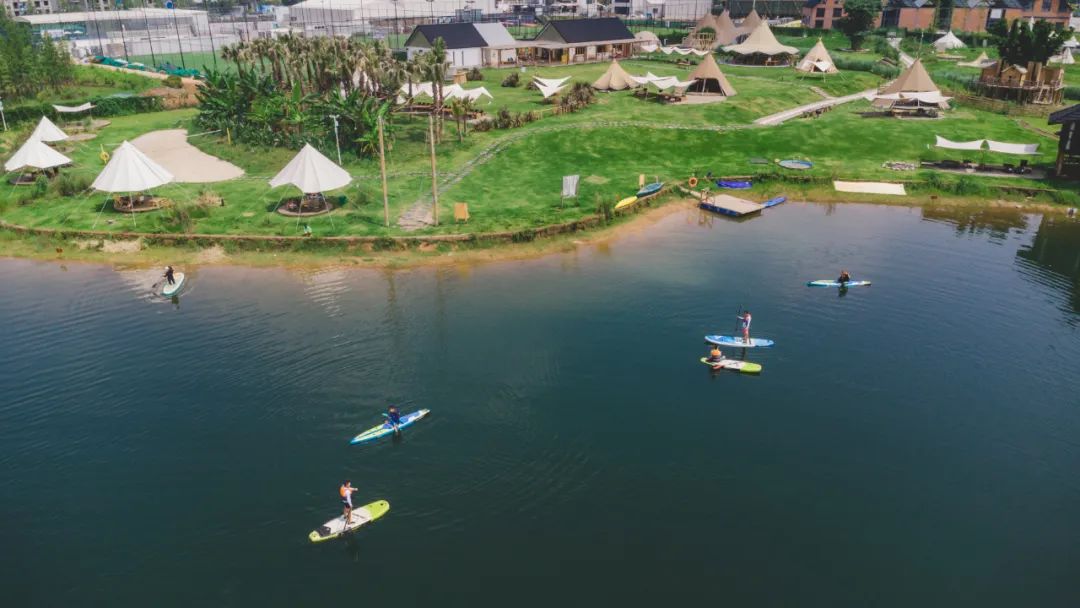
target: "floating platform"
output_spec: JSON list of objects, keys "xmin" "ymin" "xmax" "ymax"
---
[{"xmin": 697, "ymin": 193, "xmax": 786, "ymax": 218}]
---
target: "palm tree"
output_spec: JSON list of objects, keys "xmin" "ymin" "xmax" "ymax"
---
[
  {"xmin": 448, "ymin": 97, "xmax": 474, "ymax": 142},
  {"xmin": 423, "ymin": 37, "xmax": 449, "ymax": 143}
]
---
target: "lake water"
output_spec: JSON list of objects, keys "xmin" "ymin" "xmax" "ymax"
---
[{"xmin": 2, "ymin": 203, "xmax": 1079, "ymax": 607}]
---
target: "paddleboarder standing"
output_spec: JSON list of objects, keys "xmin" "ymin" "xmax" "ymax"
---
[
  {"xmin": 340, "ymin": 480, "xmax": 357, "ymax": 521},
  {"xmin": 163, "ymin": 265, "xmax": 176, "ymax": 286},
  {"xmin": 739, "ymin": 311, "xmax": 752, "ymax": 345}
]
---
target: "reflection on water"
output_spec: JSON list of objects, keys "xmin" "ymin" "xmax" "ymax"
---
[
  {"xmin": 921, "ymin": 205, "xmax": 1030, "ymax": 240},
  {"xmin": 1017, "ymin": 214, "xmax": 1080, "ymax": 316}
]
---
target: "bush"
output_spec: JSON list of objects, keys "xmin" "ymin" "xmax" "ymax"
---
[
  {"xmin": 472, "ymin": 118, "xmax": 494, "ymax": 132},
  {"xmin": 501, "ymin": 72, "xmax": 520, "ymax": 87},
  {"xmin": 33, "ymin": 174, "xmax": 49, "ymax": 197},
  {"xmin": 163, "ymin": 75, "xmax": 183, "ymax": 89},
  {"xmin": 466, "ymin": 67, "xmax": 484, "ymax": 81},
  {"xmin": 53, "ymin": 173, "xmax": 91, "ymax": 197}
]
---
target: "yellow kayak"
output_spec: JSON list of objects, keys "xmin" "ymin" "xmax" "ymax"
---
[
  {"xmin": 614, "ymin": 196, "xmax": 638, "ymax": 211},
  {"xmin": 308, "ymin": 500, "xmax": 390, "ymax": 543}
]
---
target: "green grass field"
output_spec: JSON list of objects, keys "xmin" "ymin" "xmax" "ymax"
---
[
  {"xmin": 0, "ymin": 55, "xmax": 1069, "ymax": 241},
  {"xmin": 127, "ymin": 50, "xmax": 226, "ymax": 74}
]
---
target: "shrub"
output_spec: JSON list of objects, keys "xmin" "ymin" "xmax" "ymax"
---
[
  {"xmin": 472, "ymin": 118, "xmax": 494, "ymax": 132},
  {"xmin": 501, "ymin": 72, "xmax": 520, "ymax": 87},
  {"xmin": 163, "ymin": 75, "xmax": 183, "ymax": 88},
  {"xmin": 466, "ymin": 67, "xmax": 484, "ymax": 81},
  {"xmin": 53, "ymin": 173, "xmax": 91, "ymax": 197},
  {"xmin": 33, "ymin": 174, "xmax": 49, "ymax": 197}
]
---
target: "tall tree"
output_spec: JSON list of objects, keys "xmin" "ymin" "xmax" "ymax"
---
[
  {"xmin": 990, "ymin": 18, "xmax": 1067, "ymax": 66},
  {"xmin": 835, "ymin": 0, "xmax": 879, "ymax": 51}
]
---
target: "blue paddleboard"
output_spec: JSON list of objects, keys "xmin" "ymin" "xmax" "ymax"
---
[
  {"xmin": 705, "ymin": 335, "xmax": 774, "ymax": 348},
  {"xmin": 350, "ymin": 409, "xmax": 430, "ymax": 445}
]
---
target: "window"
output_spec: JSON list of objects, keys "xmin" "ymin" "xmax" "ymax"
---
[
  {"xmin": 1060, "ymin": 0, "xmax": 1069, "ymax": 11},
  {"xmin": 816, "ymin": 7, "xmax": 825, "ymax": 16},
  {"xmin": 1042, "ymin": 0, "xmax": 1051, "ymax": 9},
  {"xmin": 815, "ymin": 19, "xmax": 825, "ymax": 28},
  {"xmin": 833, "ymin": 8, "xmax": 843, "ymax": 17}
]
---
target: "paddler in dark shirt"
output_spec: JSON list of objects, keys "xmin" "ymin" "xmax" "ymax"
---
[
  {"xmin": 163, "ymin": 265, "xmax": 176, "ymax": 286},
  {"xmin": 837, "ymin": 270, "xmax": 852, "ymax": 285}
]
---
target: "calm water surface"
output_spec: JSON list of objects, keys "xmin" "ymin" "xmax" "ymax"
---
[{"xmin": 2, "ymin": 203, "xmax": 1079, "ymax": 607}]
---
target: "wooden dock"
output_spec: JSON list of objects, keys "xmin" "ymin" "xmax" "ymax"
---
[{"xmin": 680, "ymin": 186, "xmax": 787, "ymax": 218}]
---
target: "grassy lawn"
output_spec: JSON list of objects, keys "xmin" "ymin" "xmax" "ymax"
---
[
  {"xmin": 441, "ymin": 100, "xmax": 1061, "ymax": 232},
  {"xmin": 0, "ymin": 51, "xmax": 1070, "ymax": 241},
  {"xmin": 127, "ymin": 50, "xmax": 225, "ymax": 74}
]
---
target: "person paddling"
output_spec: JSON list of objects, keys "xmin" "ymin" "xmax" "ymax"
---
[
  {"xmin": 163, "ymin": 265, "xmax": 176, "ymax": 286},
  {"xmin": 837, "ymin": 270, "xmax": 852, "ymax": 286},
  {"xmin": 340, "ymin": 480, "xmax": 358, "ymax": 522},
  {"xmin": 387, "ymin": 405, "xmax": 402, "ymax": 434},
  {"xmin": 738, "ymin": 311, "xmax": 752, "ymax": 345},
  {"xmin": 708, "ymin": 345, "xmax": 724, "ymax": 362}
]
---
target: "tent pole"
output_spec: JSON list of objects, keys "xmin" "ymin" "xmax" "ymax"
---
[
  {"xmin": 378, "ymin": 116, "xmax": 390, "ymax": 227},
  {"xmin": 428, "ymin": 114, "xmax": 439, "ymax": 226}
]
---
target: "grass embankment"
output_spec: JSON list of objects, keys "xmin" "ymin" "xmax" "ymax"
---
[
  {"xmin": 0, "ymin": 57, "xmax": 1073, "ymax": 249},
  {"xmin": 127, "ymin": 50, "xmax": 224, "ymax": 75},
  {"xmin": 6, "ymin": 64, "xmax": 159, "ymax": 112}
]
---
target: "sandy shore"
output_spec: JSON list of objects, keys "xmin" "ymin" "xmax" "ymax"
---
[{"xmin": 130, "ymin": 129, "xmax": 244, "ymax": 183}]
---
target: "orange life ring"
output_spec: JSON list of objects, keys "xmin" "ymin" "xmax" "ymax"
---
[{"xmin": 688, "ymin": 177, "xmax": 699, "ymax": 188}]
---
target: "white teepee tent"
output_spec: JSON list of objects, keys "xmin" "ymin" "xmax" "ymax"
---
[
  {"xmin": 30, "ymin": 116, "xmax": 68, "ymax": 143},
  {"xmin": 4, "ymin": 137, "xmax": 72, "ymax": 172},
  {"xmin": 92, "ymin": 141, "xmax": 174, "ymax": 193},
  {"xmin": 933, "ymin": 31, "xmax": 966, "ymax": 51},
  {"xmin": 269, "ymin": 143, "xmax": 351, "ymax": 194}
]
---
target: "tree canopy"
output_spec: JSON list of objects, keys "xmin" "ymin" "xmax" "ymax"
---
[
  {"xmin": 835, "ymin": 0, "xmax": 879, "ymax": 51},
  {"xmin": 989, "ymin": 19, "xmax": 1068, "ymax": 66}
]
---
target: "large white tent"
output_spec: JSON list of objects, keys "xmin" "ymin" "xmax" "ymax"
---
[
  {"xmin": 933, "ymin": 31, "xmax": 966, "ymax": 51},
  {"xmin": 4, "ymin": 137, "xmax": 72, "ymax": 173},
  {"xmin": 92, "ymin": 141, "xmax": 174, "ymax": 193},
  {"xmin": 269, "ymin": 143, "xmax": 351, "ymax": 194},
  {"xmin": 29, "ymin": 116, "xmax": 68, "ymax": 143}
]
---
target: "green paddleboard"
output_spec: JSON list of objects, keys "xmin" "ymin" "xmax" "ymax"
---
[{"xmin": 309, "ymin": 499, "xmax": 390, "ymax": 543}]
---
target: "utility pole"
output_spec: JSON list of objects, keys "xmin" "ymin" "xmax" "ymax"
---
[
  {"xmin": 378, "ymin": 116, "xmax": 390, "ymax": 227},
  {"xmin": 141, "ymin": 0, "xmax": 156, "ymax": 67},
  {"xmin": 428, "ymin": 114, "xmax": 439, "ymax": 226},
  {"xmin": 169, "ymin": 2, "xmax": 187, "ymax": 70},
  {"xmin": 329, "ymin": 114, "xmax": 342, "ymax": 165}
]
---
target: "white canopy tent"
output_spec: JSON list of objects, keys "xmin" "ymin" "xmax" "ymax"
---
[
  {"xmin": 933, "ymin": 31, "xmax": 966, "ymax": 51},
  {"xmin": 934, "ymin": 136, "xmax": 1039, "ymax": 155},
  {"xmin": 445, "ymin": 86, "xmax": 493, "ymax": 102},
  {"xmin": 269, "ymin": 143, "xmax": 351, "ymax": 194},
  {"xmin": 52, "ymin": 102, "xmax": 94, "ymax": 114},
  {"xmin": 92, "ymin": 141, "xmax": 174, "ymax": 193},
  {"xmin": 4, "ymin": 137, "xmax": 72, "ymax": 173},
  {"xmin": 30, "ymin": 116, "xmax": 68, "ymax": 143},
  {"xmin": 536, "ymin": 81, "xmax": 566, "ymax": 99}
]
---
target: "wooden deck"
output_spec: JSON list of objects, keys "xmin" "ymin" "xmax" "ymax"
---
[{"xmin": 696, "ymin": 192, "xmax": 765, "ymax": 217}]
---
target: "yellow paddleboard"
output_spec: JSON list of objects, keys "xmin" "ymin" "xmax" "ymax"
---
[
  {"xmin": 614, "ymin": 196, "xmax": 637, "ymax": 211},
  {"xmin": 309, "ymin": 500, "xmax": 390, "ymax": 543}
]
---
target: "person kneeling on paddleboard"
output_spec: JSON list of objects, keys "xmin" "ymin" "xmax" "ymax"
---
[
  {"xmin": 164, "ymin": 265, "xmax": 176, "ymax": 286},
  {"xmin": 340, "ymin": 480, "xmax": 358, "ymax": 521},
  {"xmin": 387, "ymin": 405, "xmax": 402, "ymax": 434},
  {"xmin": 739, "ymin": 311, "xmax": 752, "ymax": 344},
  {"xmin": 708, "ymin": 346, "xmax": 724, "ymax": 362},
  {"xmin": 837, "ymin": 270, "xmax": 852, "ymax": 286}
]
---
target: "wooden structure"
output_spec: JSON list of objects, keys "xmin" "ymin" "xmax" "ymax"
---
[
  {"xmin": 518, "ymin": 18, "xmax": 637, "ymax": 65},
  {"xmin": 975, "ymin": 60, "xmax": 1065, "ymax": 105},
  {"xmin": 1048, "ymin": 104, "xmax": 1080, "ymax": 177}
]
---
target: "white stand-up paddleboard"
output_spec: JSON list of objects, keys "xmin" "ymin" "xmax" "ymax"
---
[
  {"xmin": 705, "ymin": 335, "xmax": 775, "ymax": 348},
  {"xmin": 162, "ymin": 273, "xmax": 185, "ymax": 297}
]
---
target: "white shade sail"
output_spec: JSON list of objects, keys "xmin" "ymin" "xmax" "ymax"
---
[
  {"xmin": 935, "ymin": 136, "xmax": 985, "ymax": 150},
  {"xmin": 30, "ymin": 116, "xmax": 68, "ymax": 143},
  {"xmin": 92, "ymin": 141, "xmax": 174, "ymax": 193},
  {"xmin": 269, "ymin": 143, "xmax": 351, "ymax": 194},
  {"xmin": 536, "ymin": 81, "xmax": 566, "ymax": 99},
  {"xmin": 53, "ymin": 102, "xmax": 94, "ymax": 113},
  {"xmin": 934, "ymin": 136, "xmax": 1038, "ymax": 154},
  {"xmin": 534, "ymin": 76, "xmax": 570, "ymax": 89},
  {"xmin": 4, "ymin": 137, "xmax": 72, "ymax": 172}
]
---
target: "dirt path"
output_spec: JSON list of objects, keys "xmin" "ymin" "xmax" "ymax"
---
[
  {"xmin": 130, "ymin": 129, "xmax": 244, "ymax": 183},
  {"xmin": 753, "ymin": 89, "xmax": 877, "ymax": 126}
]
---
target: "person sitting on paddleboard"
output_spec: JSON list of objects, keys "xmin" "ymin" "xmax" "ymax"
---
[
  {"xmin": 837, "ymin": 270, "xmax": 852, "ymax": 285},
  {"xmin": 340, "ymin": 480, "xmax": 357, "ymax": 520},
  {"xmin": 708, "ymin": 346, "xmax": 724, "ymax": 362},
  {"xmin": 163, "ymin": 265, "xmax": 176, "ymax": 286},
  {"xmin": 739, "ymin": 311, "xmax": 752, "ymax": 344},
  {"xmin": 387, "ymin": 405, "xmax": 402, "ymax": 433}
]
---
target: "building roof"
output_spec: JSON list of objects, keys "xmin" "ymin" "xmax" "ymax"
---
[
  {"xmin": 1049, "ymin": 103, "xmax": 1080, "ymax": 124},
  {"xmin": 407, "ymin": 23, "xmax": 488, "ymax": 50},
  {"xmin": 885, "ymin": 0, "xmax": 933, "ymax": 8},
  {"xmin": 473, "ymin": 23, "xmax": 516, "ymax": 47},
  {"xmin": 804, "ymin": 0, "xmax": 826, "ymax": 8},
  {"xmin": 542, "ymin": 18, "xmax": 635, "ymax": 44}
]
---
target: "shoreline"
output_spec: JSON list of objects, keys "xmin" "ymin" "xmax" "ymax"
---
[{"xmin": 0, "ymin": 193, "xmax": 1072, "ymax": 270}]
